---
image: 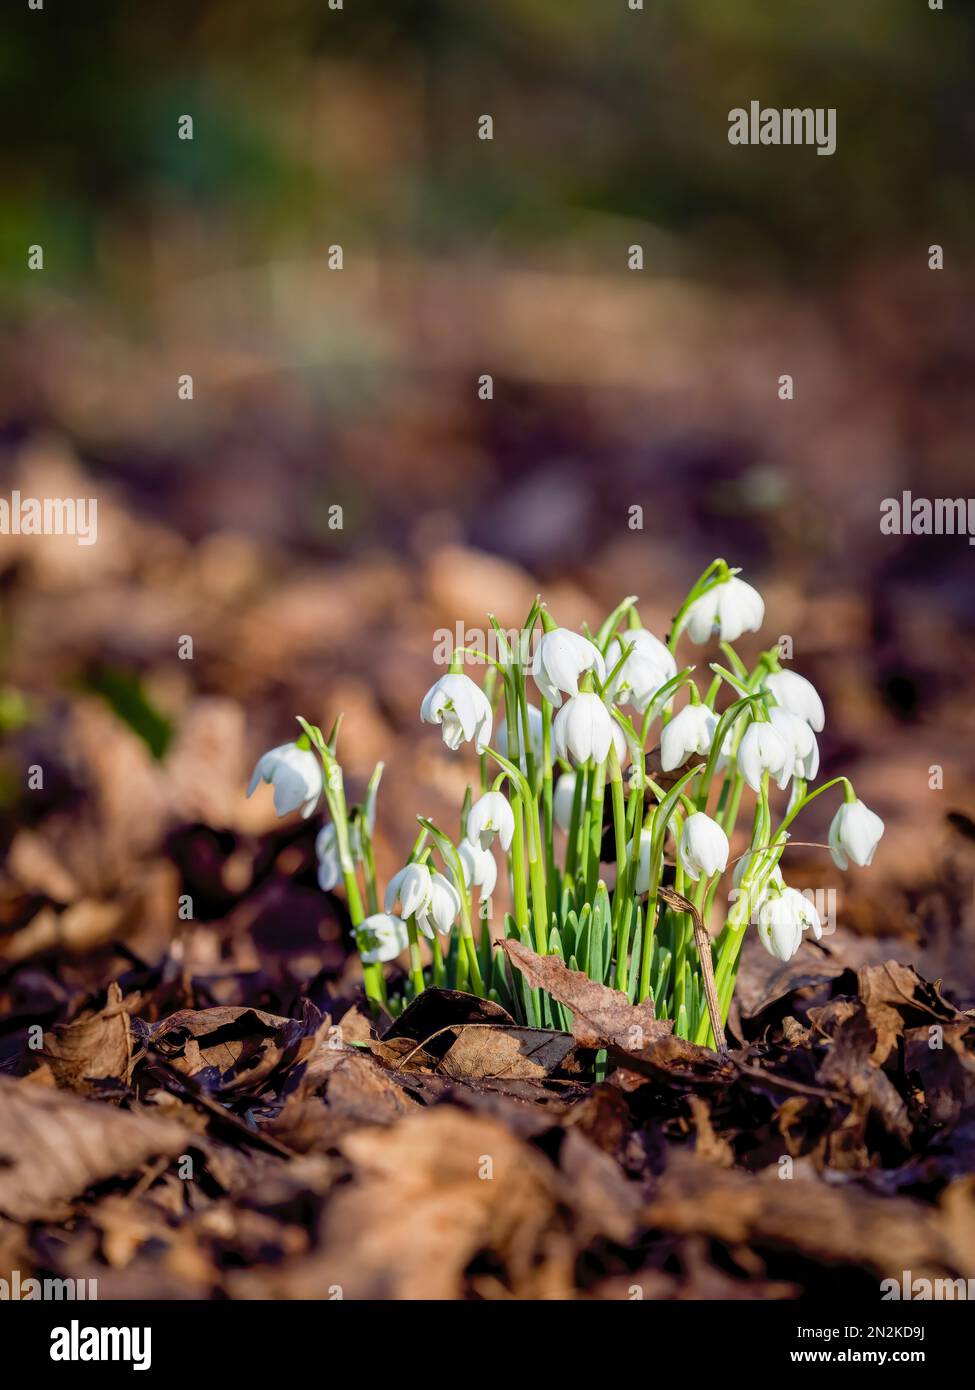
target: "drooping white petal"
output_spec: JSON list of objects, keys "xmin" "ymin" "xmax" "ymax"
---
[
  {"xmin": 552, "ymin": 771, "xmax": 577, "ymax": 833},
  {"xmin": 384, "ymin": 862, "xmax": 432, "ymax": 918},
  {"xmin": 764, "ymin": 670, "xmax": 825, "ymax": 732},
  {"xmin": 416, "ymin": 871, "xmax": 461, "ymax": 938},
  {"xmin": 420, "ymin": 673, "xmax": 493, "ymax": 753},
  {"xmin": 683, "ymin": 574, "xmax": 764, "ymax": 645},
  {"xmin": 769, "ymin": 707, "xmax": 819, "ymax": 789},
  {"xmin": 828, "ymin": 799, "xmax": 884, "ymax": 870},
  {"xmin": 678, "ymin": 812, "xmax": 729, "ymax": 881},
  {"xmin": 459, "ymin": 838, "xmax": 497, "ymax": 898},
  {"xmin": 606, "ymin": 629, "xmax": 677, "ymax": 713},
  {"xmin": 355, "ymin": 913, "xmax": 409, "ymax": 964},
  {"xmin": 631, "ymin": 827, "xmax": 654, "ymax": 894},
  {"xmin": 660, "ymin": 704, "xmax": 717, "ymax": 773},
  {"xmin": 532, "ymin": 629, "xmax": 606, "ymax": 708},
  {"xmin": 467, "ymin": 791, "xmax": 515, "ymax": 851},
  {"xmin": 757, "ymin": 887, "xmax": 805, "ymax": 961},
  {"xmin": 316, "ymin": 824, "xmax": 342, "ymax": 891},
  {"xmin": 552, "ymin": 693, "xmax": 614, "ymax": 764},
  {"xmin": 736, "ymin": 720, "xmax": 788, "ymax": 792},
  {"xmin": 246, "ymin": 742, "xmax": 323, "ymax": 819}
]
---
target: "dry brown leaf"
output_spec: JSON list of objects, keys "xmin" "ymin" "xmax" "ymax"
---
[
  {"xmin": 44, "ymin": 981, "xmax": 133, "ymax": 1094},
  {"xmin": 0, "ymin": 1077, "xmax": 191, "ymax": 1222},
  {"xmin": 501, "ymin": 939, "xmax": 664, "ymax": 1050}
]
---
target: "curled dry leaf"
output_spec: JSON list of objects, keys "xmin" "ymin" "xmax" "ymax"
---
[
  {"xmin": 149, "ymin": 1003, "xmax": 323, "ymax": 1095},
  {"xmin": 44, "ymin": 980, "xmax": 133, "ymax": 1095},
  {"xmin": 500, "ymin": 939, "xmax": 666, "ymax": 1051}
]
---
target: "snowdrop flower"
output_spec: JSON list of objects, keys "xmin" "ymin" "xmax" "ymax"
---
[
  {"xmin": 385, "ymin": 862, "xmax": 433, "ymax": 919},
  {"xmin": 385, "ymin": 862, "xmax": 460, "ymax": 937},
  {"xmin": 757, "ymin": 885, "xmax": 822, "ymax": 961},
  {"xmin": 678, "ymin": 812, "xmax": 730, "ymax": 881},
  {"xmin": 355, "ymin": 913, "xmax": 408, "ymax": 964},
  {"xmin": 736, "ymin": 720, "xmax": 788, "ymax": 792},
  {"xmin": 416, "ymin": 872, "xmax": 461, "ymax": 939},
  {"xmin": 552, "ymin": 693, "xmax": 615, "ymax": 764},
  {"xmin": 316, "ymin": 821, "xmax": 359, "ymax": 892},
  {"xmin": 552, "ymin": 771, "xmax": 577, "ymax": 833},
  {"xmin": 829, "ymin": 798, "xmax": 884, "ymax": 870},
  {"xmin": 459, "ymin": 837, "xmax": 497, "ymax": 899},
  {"xmin": 764, "ymin": 670, "xmax": 825, "ymax": 732},
  {"xmin": 496, "ymin": 703, "xmax": 549, "ymax": 771},
  {"xmin": 467, "ymin": 791, "xmax": 514, "ymax": 851},
  {"xmin": 769, "ymin": 707, "xmax": 819, "ymax": 787},
  {"xmin": 660, "ymin": 703, "xmax": 717, "ymax": 773},
  {"xmin": 421, "ymin": 673, "xmax": 492, "ymax": 753},
  {"xmin": 683, "ymin": 574, "xmax": 765, "ymax": 645},
  {"xmin": 605, "ymin": 629, "xmax": 677, "ymax": 713},
  {"xmin": 247, "ymin": 742, "xmax": 322, "ymax": 819},
  {"xmin": 631, "ymin": 827, "xmax": 654, "ymax": 895},
  {"xmin": 532, "ymin": 628, "xmax": 606, "ymax": 707}
]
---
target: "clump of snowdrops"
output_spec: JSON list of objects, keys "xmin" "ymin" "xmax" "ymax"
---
[{"xmin": 248, "ymin": 559, "xmax": 884, "ymax": 1049}]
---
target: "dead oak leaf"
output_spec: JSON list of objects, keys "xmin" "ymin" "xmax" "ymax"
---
[
  {"xmin": 44, "ymin": 981, "xmax": 133, "ymax": 1095},
  {"xmin": 501, "ymin": 939, "xmax": 664, "ymax": 1050},
  {"xmin": 0, "ymin": 1076, "xmax": 191, "ymax": 1222}
]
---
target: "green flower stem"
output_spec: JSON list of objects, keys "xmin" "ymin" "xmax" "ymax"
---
[
  {"xmin": 405, "ymin": 915, "xmax": 425, "ymax": 997},
  {"xmin": 297, "ymin": 716, "xmax": 385, "ymax": 1011},
  {"xmin": 586, "ymin": 759, "xmax": 607, "ymax": 900},
  {"xmin": 564, "ymin": 761, "xmax": 586, "ymax": 880},
  {"xmin": 510, "ymin": 793, "xmax": 530, "ymax": 931},
  {"xmin": 541, "ymin": 700, "xmax": 556, "ymax": 905},
  {"xmin": 607, "ymin": 747, "xmax": 628, "ymax": 944},
  {"xmin": 432, "ymin": 932, "xmax": 446, "ymax": 987},
  {"xmin": 638, "ymin": 765, "xmax": 705, "ymax": 1002}
]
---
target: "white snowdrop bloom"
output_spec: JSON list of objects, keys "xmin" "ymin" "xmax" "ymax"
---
[
  {"xmin": 384, "ymin": 862, "xmax": 433, "ymax": 919},
  {"xmin": 605, "ymin": 629, "xmax": 677, "ymax": 713},
  {"xmin": 459, "ymin": 837, "xmax": 497, "ymax": 899},
  {"xmin": 420, "ymin": 673, "xmax": 492, "ymax": 754},
  {"xmin": 683, "ymin": 574, "xmax": 765, "ymax": 645},
  {"xmin": 829, "ymin": 798, "xmax": 885, "ymax": 870},
  {"xmin": 316, "ymin": 822, "xmax": 359, "ymax": 892},
  {"xmin": 736, "ymin": 720, "xmax": 788, "ymax": 792},
  {"xmin": 552, "ymin": 693, "xmax": 615, "ymax": 764},
  {"xmin": 247, "ymin": 742, "xmax": 322, "ymax": 819},
  {"xmin": 764, "ymin": 669, "xmax": 825, "ymax": 733},
  {"xmin": 757, "ymin": 885, "xmax": 821, "ymax": 961},
  {"xmin": 769, "ymin": 707, "xmax": 819, "ymax": 787},
  {"xmin": 631, "ymin": 827, "xmax": 654, "ymax": 895},
  {"xmin": 678, "ymin": 812, "xmax": 730, "ymax": 882},
  {"xmin": 467, "ymin": 791, "xmax": 514, "ymax": 851},
  {"xmin": 531, "ymin": 628, "xmax": 606, "ymax": 707},
  {"xmin": 496, "ymin": 703, "xmax": 548, "ymax": 772},
  {"xmin": 660, "ymin": 703, "xmax": 717, "ymax": 774},
  {"xmin": 416, "ymin": 871, "xmax": 461, "ymax": 940},
  {"xmin": 552, "ymin": 771, "xmax": 577, "ymax": 833},
  {"xmin": 355, "ymin": 913, "xmax": 408, "ymax": 964}
]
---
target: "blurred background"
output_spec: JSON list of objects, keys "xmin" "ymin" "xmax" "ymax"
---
[{"xmin": 1, "ymin": 0, "xmax": 974, "ymax": 1016}]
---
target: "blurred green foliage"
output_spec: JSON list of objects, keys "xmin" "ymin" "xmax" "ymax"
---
[{"xmin": 2, "ymin": 0, "xmax": 972, "ymax": 296}]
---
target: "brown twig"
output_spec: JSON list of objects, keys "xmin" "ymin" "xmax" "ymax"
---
[{"xmin": 658, "ymin": 885, "xmax": 726, "ymax": 1052}]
